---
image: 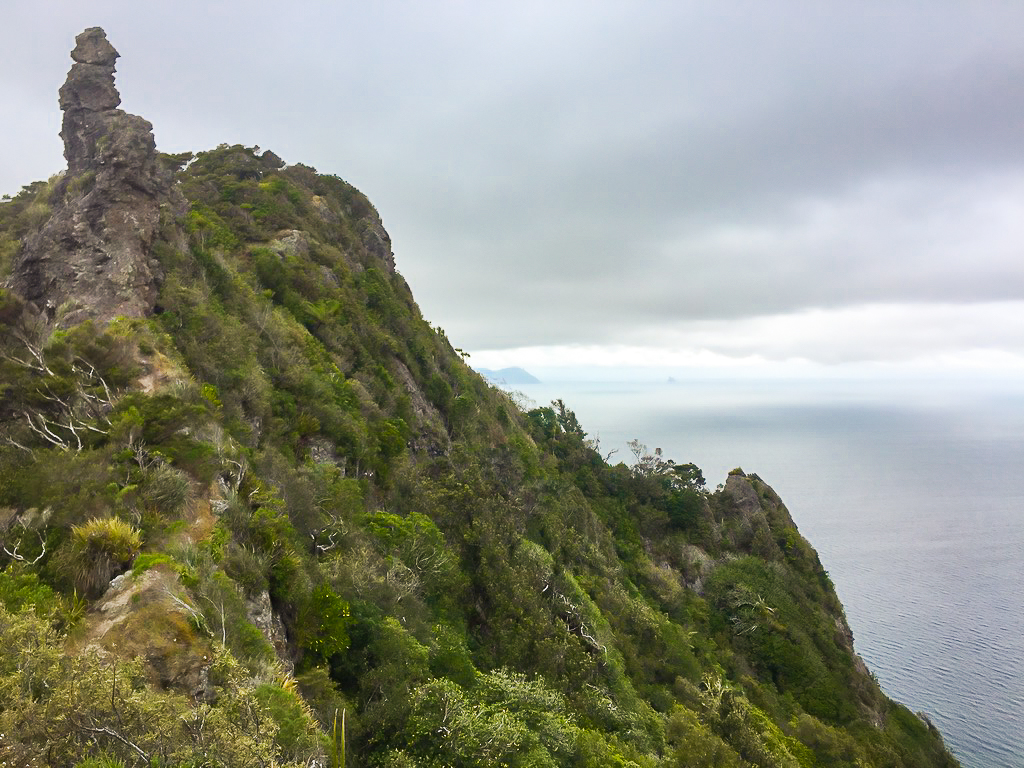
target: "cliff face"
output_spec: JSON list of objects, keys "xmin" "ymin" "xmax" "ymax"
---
[
  {"xmin": 0, "ymin": 28, "xmax": 958, "ymax": 768},
  {"xmin": 9, "ymin": 27, "xmax": 184, "ymax": 328}
]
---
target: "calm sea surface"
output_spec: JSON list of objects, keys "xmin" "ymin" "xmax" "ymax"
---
[{"xmin": 516, "ymin": 377, "xmax": 1024, "ymax": 768}]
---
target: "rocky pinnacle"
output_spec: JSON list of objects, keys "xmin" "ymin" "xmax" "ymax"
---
[
  {"xmin": 59, "ymin": 27, "xmax": 124, "ymax": 174},
  {"xmin": 9, "ymin": 27, "xmax": 184, "ymax": 328}
]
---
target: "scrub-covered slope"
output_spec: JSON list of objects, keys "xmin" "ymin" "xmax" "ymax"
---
[{"xmin": 0, "ymin": 27, "xmax": 957, "ymax": 768}]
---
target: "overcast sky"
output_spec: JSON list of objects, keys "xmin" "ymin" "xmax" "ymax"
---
[{"xmin": 4, "ymin": 2, "xmax": 1024, "ymax": 376}]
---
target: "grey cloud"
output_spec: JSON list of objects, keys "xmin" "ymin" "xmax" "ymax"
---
[{"xmin": 5, "ymin": 2, "xmax": 1024, "ymax": 365}]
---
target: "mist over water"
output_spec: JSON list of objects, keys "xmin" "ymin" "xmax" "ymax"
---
[{"xmin": 514, "ymin": 375, "xmax": 1024, "ymax": 768}]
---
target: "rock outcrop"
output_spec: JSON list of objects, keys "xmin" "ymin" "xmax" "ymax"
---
[{"xmin": 9, "ymin": 27, "xmax": 184, "ymax": 327}]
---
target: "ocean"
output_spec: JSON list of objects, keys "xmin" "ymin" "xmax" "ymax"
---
[{"xmin": 514, "ymin": 375, "xmax": 1024, "ymax": 768}]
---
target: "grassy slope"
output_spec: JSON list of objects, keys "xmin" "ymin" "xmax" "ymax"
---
[{"xmin": 0, "ymin": 145, "xmax": 958, "ymax": 767}]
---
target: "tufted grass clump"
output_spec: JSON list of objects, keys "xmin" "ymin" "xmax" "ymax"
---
[
  {"xmin": 67, "ymin": 517, "xmax": 143, "ymax": 596},
  {"xmin": 139, "ymin": 462, "xmax": 190, "ymax": 520}
]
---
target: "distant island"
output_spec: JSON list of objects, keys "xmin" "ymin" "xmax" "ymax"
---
[{"xmin": 475, "ymin": 366, "xmax": 541, "ymax": 385}]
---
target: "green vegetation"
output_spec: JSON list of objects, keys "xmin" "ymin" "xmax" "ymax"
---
[
  {"xmin": 64, "ymin": 516, "xmax": 143, "ymax": 596},
  {"xmin": 0, "ymin": 144, "xmax": 958, "ymax": 766},
  {"xmin": 0, "ymin": 177, "xmax": 56, "ymax": 279}
]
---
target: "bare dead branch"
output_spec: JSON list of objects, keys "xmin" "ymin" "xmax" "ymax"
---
[
  {"xmin": 1, "ymin": 528, "xmax": 47, "ymax": 565},
  {"xmin": 8, "ymin": 329, "xmax": 53, "ymax": 375},
  {"xmin": 59, "ymin": 415, "xmax": 84, "ymax": 451},
  {"xmin": 73, "ymin": 356, "xmax": 115, "ymax": 405},
  {"xmin": 2, "ymin": 435, "xmax": 36, "ymax": 457},
  {"xmin": 75, "ymin": 722, "xmax": 151, "ymax": 762},
  {"xmin": 313, "ymin": 529, "xmax": 340, "ymax": 553},
  {"xmin": 199, "ymin": 594, "xmax": 228, "ymax": 645},
  {"xmin": 161, "ymin": 586, "xmax": 209, "ymax": 635},
  {"xmin": 23, "ymin": 411, "xmax": 71, "ymax": 451}
]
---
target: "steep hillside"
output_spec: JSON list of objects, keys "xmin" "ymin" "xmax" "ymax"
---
[{"xmin": 0, "ymin": 28, "xmax": 957, "ymax": 768}]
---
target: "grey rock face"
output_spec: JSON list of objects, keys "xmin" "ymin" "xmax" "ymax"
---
[
  {"xmin": 246, "ymin": 590, "xmax": 293, "ymax": 671},
  {"xmin": 10, "ymin": 27, "xmax": 184, "ymax": 328},
  {"xmin": 361, "ymin": 214, "xmax": 396, "ymax": 273},
  {"xmin": 59, "ymin": 27, "xmax": 121, "ymax": 120},
  {"xmin": 69, "ymin": 26, "xmax": 119, "ymax": 65}
]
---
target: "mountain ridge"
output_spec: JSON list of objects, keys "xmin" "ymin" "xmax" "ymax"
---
[{"xmin": 0, "ymin": 27, "xmax": 958, "ymax": 768}]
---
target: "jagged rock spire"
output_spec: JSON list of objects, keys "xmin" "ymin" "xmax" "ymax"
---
[
  {"xmin": 8, "ymin": 27, "xmax": 184, "ymax": 328},
  {"xmin": 54, "ymin": 27, "xmax": 166, "ymax": 192},
  {"xmin": 61, "ymin": 27, "xmax": 121, "ymax": 107},
  {"xmin": 58, "ymin": 28, "xmax": 123, "ymax": 173}
]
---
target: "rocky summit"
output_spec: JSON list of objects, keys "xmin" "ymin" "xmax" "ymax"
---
[{"xmin": 9, "ymin": 27, "xmax": 184, "ymax": 328}]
